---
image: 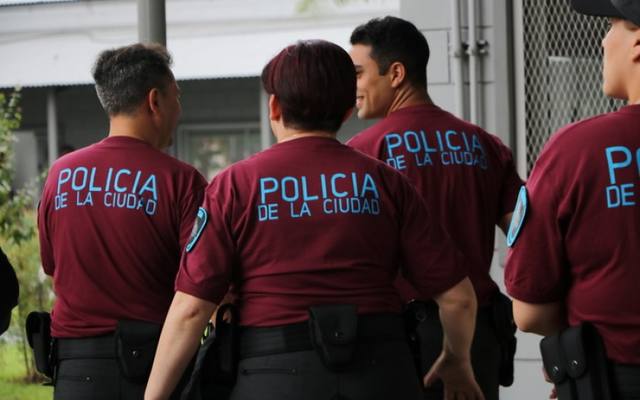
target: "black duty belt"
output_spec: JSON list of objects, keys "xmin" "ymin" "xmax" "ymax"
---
[
  {"xmin": 239, "ymin": 313, "xmax": 405, "ymax": 360},
  {"xmin": 56, "ymin": 334, "xmax": 115, "ymax": 360}
]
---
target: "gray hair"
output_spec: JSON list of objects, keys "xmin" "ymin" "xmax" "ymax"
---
[{"xmin": 92, "ymin": 43, "xmax": 173, "ymax": 116}]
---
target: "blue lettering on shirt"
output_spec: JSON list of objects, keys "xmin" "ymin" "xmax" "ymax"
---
[
  {"xmin": 257, "ymin": 172, "xmax": 380, "ymax": 221},
  {"xmin": 384, "ymin": 129, "xmax": 488, "ymax": 171},
  {"xmin": 53, "ymin": 166, "xmax": 159, "ymax": 215},
  {"xmin": 604, "ymin": 146, "xmax": 639, "ymax": 208}
]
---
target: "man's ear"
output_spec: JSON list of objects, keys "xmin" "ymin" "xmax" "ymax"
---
[
  {"xmin": 388, "ymin": 61, "xmax": 407, "ymax": 89},
  {"xmin": 268, "ymin": 94, "xmax": 282, "ymax": 122},
  {"xmin": 147, "ymin": 88, "xmax": 161, "ymax": 116},
  {"xmin": 632, "ymin": 35, "xmax": 640, "ymax": 63}
]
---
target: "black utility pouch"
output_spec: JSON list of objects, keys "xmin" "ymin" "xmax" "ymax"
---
[
  {"xmin": 308, "ymin": 304, "xmax": 358, "ymax": 371},
  {"xmin": 114, "ymin": 320, "xmax": 162, "ymax": 383},
  {"xmin": 561, "ymin": 323, "xmax": 613, "ymax": 400},
  {"xmin": 202, "ymin": 303, "xmax": 239, "ymax": 385},
  {"xmin": 25, "ymin": 311, "xmax": 55, "ymax": 379},
  {"xmin": 540, "ymin": 333, "xmax": 577, "ymax": 400},
  {"xmin": 180, "ymin": 303, "xmax": 239, "ymax": 400},
  {"xmin": 491, "ymin": 292, "xmax": 517, "ymax": 387},
  {"xmin": 403, "ymin": 300, "xmax": 433, "ymax": 377}
]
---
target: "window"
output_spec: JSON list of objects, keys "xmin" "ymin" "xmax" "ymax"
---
[{"xmin": 177, "ymin": 123, "xmax": 261, "ymax": 180}]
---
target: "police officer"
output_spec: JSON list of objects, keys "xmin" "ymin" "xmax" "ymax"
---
[
  {"xmin": 38, "ymin": 43, "xmax": 207, "ymax": 399},
  {"xmin": 0, "ymin": 246, "xmax": 18, "ymax": 336},
  {"xmin": 145, "ymin": 40, "xmax": 484, "ymax": 400},
  {"xmin": 346, "ymin": 17, "xmax": 523, "ymax": 400},
  {"xmin": 505, "ymin": 1, "xmax": 640, "ymax": 399}
]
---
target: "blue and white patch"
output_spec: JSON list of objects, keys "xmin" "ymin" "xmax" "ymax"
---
[
  {"xmin": 186, "ymin": 207, "xmax": 208, "ymax": 252},
  {"xmin": 506, "ymin": 186, "xmax": 528, "ymax": 248}
]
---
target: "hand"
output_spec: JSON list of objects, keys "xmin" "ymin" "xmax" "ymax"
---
[{"xmin": 423, "ymin": 351, "xmax": 485, "ymax": 400}]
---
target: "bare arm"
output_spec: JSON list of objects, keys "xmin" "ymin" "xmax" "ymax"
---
[
  {"xmin": 425, "ymin": 277, "xmax": 484, "ymax": 400},
  {"xmin": 498, "ymin": 212, "xmax": 514, "ymax": 235},
  {"xmin": 144, "ymin": 291, "xmax": 217, "ymax": 400},
  {"xmin": 512, "ymin": 299, "xmax": 566, "ymax": 337}
]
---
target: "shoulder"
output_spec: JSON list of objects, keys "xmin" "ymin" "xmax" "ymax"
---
[
  {"xmin": 537, "ymin": 113, "xmax": 612, "ymax": 163},
  {"xmin": 347, "ymin": 120, "xmax": 389, "ymax": 150}
]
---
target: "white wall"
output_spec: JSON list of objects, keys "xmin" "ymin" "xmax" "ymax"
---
[{"xmin": 400, "ymin": 1, "xmax": 547, "ymax": 399}]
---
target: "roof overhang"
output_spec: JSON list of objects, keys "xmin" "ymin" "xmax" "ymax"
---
[{"xmin": 0, "ymin": 0, "xmax": 397, "ymax": 88}]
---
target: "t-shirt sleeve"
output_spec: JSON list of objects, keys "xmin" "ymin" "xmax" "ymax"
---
[
  {"xmin": 504, "ymin": 140, "xmax": 569, "ymax": 303},
  {"xmin": 38, "ymin": 176, "xmax": 55, "ymax": 276},
  {"xmin": 175, "ymin": 172, "xmax": 236, "ymax": 304},
  {"xmin": 497, "ymin": 141, "xmax": 525, "ymax": 219},
  {"xmin": 397, "ymin": 173, "xmax": 468, "ymax": 298},
  {"xmin": 178, "ymin": 172, "xmax": 208, "ymax": 252}
]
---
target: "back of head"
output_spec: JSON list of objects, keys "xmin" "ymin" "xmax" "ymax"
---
[
  {"xmin": 92, "ymin": 43, "xmax": 173, "ymax": 116},
  {"xmin": 350, "ymin": 16, "xmax": 429, "ymax": 89},
  {"xmin": 261, "ymin": 40, "xmax": 356, "ymax": 133}
]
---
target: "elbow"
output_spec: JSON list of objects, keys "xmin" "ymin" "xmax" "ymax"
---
[
  {"xmin": 511, "ymin": 299, "xmax": 563, "ymax": 336},
  {"xmin": 513, "ymin": 313, "xmax": 538, "ymax": 334},
  {"xmin": 170, "ymin": 291, "xmax": 216, "ymax": 324},
  {"xmin": 436, "ymin": 277, "xmax": 477, "ymax": 314}
]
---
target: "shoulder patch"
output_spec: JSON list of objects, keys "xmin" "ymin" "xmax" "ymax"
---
[
  {"xmin": 186, "ymin": 207, "xmax": 208, "ymax": 252},
  {"xmin": 507, "ymin": 186, "xmax": 528, "ymax": 248}
]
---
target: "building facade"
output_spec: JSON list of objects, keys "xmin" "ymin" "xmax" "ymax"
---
[{"xmin": 1, "ymin": 0, "xmax": 619, "ymax": 398}]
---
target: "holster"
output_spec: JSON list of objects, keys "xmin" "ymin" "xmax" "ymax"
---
[
  {"xmin": 403, "ymin": 300, "xmax": 437, "ymax": 376},
  {"xmin": 114, "ymin": 319, "xmax": 162, "ymax": 383},
  {"xmin": 308, "ymin": 304, "xmax": 358, "ymax": 371},
  {"xmin": 180, "ymin": 303, "xmax": 239, "ymax": 400},
  {"xmin": 25, "ymin": 311, "xmax": 55, "ymax": 379},
  {"xmin": 491, "ymin": 292, "xmax": 517, "ymax": 387},
  {"xmin": 540, "ymin": 323, "xmax": 613, "ymax": 400}
]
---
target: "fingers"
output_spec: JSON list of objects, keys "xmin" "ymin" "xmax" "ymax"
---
[
  {"xmin": 423, "ymin": 369, "xmax": 437, "ymax": 387},
  {"xmin": 443, "ymin": 384, "xmax": 484, "ymax": 400}
]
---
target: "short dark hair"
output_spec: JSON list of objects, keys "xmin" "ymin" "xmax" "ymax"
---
[
  {"xmin": 92, "ymin": 43, "xmax": 174, "ymax": 116},
  {"xmin": 261, "ymin": 40, "xmax": 356, "ymax": 133},
  {"xmin": 350, "ymin": 16, "xmax": 429, "ymax": 89}
]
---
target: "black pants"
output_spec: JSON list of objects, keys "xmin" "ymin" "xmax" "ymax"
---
[
  {"xmin": 55, "ymin": 357, "xmax": 144, "ymax": 400},
  {"xmin": 419, "ymin": 306, "xmax": 501, "ymax": 400},
  {"xmin": 54, "ymin": 336, "xmax": 145, "ymax": 400},
  {"xmin": 54, "ymin": 336, "xmax": 187, "ymax": 400},
  {"xmin": 231, "ymin": 341, "xmax": 422, "ymax": 400},
  {"xmin": 612, "ymin": 363, "xmax": 640, "ymax": 400}
]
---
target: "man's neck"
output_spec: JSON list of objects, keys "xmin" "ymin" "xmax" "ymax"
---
[
  {"xmin": 275, "ymin": 126, "xmax": 336, "ymax": 144},
  {"xmin": 108, "ymin": 114, "xmax": 162, "ymax": 149},
  {"xmin": 386, "ymin": 85, "xmax": 433, "ymax": 116}
]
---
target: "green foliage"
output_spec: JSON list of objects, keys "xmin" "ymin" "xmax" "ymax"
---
[
  {"xmin": 0, "ymin": 341, "xmax": 52, "ymax": 400},
  {"xmin": 0, "ymin": 90, "xmax": 34, "ymax": 244},
  {"xmin": 0, "ymin": 89, "xmax": 52, "ymax": 383}
]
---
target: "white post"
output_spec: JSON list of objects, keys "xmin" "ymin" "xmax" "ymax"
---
[
  {"xmin": 451, "ymin": 0, "xmax": 465, "ymax": 119},
  {"xmin": 137, "ymin": 0, "xmax": 166, "ymax": 45},
  {"xmin": 47, "ymin": 89, "xmax": 59, "ymax": 165},
  {"xmin": 260, "ymin": 86, "xmax": 271, "ymax": 150},
  {"xmin": 467, "ymin": 0, "xmax": 481, "ymax": 125}
]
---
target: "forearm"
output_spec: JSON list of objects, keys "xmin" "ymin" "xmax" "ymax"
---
[
  {"xmin": 434, "ymin": 277, "xmax": 477, "ymax": 359},
  {"xmin": 145, "ymin": 291, "xmax": 217, "ymax": 400},
  {"xmin": 512, "ymin": 299, "xmax": 566, "ymax": 337}
]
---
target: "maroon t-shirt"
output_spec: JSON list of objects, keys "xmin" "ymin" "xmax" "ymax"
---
[
  {"xmin": 348, "ymin": 104, "xmax": 523, "ymax": 305},
  {"xmin": 38, "ymin": 136, "xmax": 207, "ymax": 338},
  {"xmin": 505, "ymin": 105, "xmax": 640, "ymax": 364},
  {"xmin": 176, "ymin": 136, "xmax": 466, "ymax": 327}
]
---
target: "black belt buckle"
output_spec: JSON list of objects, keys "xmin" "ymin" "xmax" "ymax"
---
[{"xmin": 308, "ymin": 304, "xmax": 358, "ymax": 371}]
